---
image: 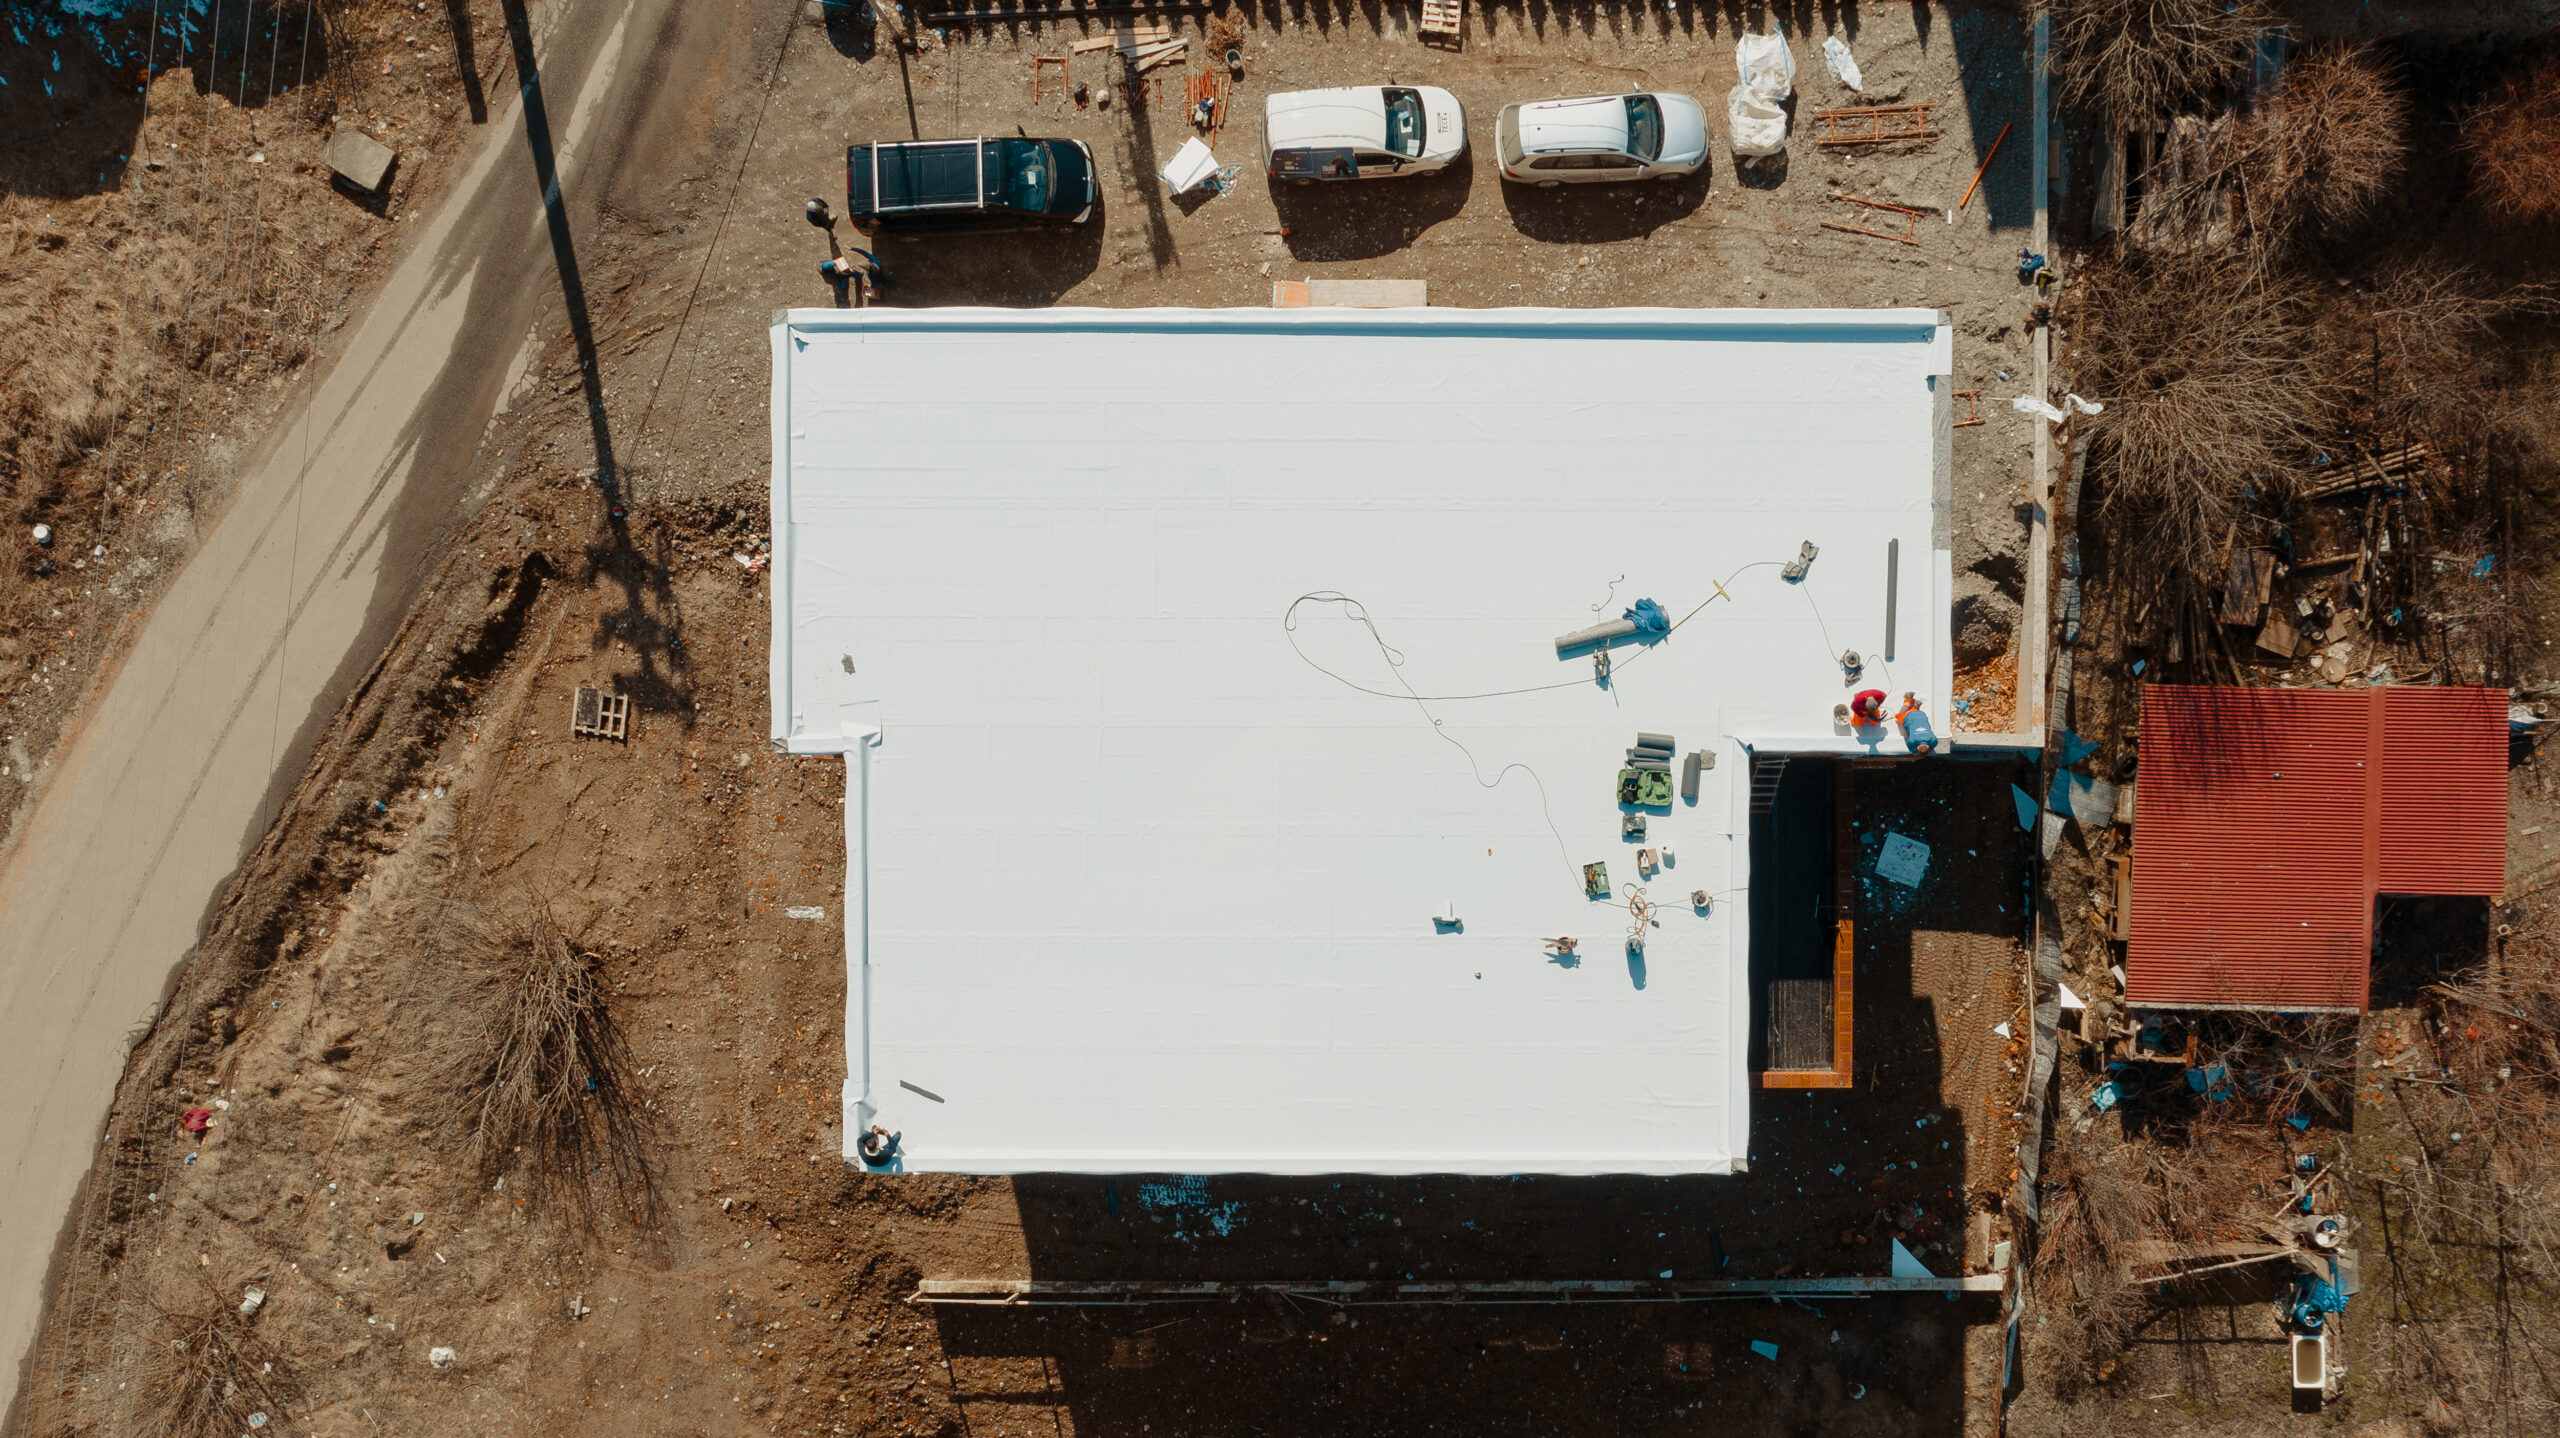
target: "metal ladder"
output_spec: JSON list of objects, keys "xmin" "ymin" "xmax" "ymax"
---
[{"xmin": 1749, "ymin": 754, "xmax": 1789, "ymax": 814}]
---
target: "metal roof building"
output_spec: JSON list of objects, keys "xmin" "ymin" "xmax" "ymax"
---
[{"xmin": 2125, "ymin": 684, "xmax": 2508, "ymax": 1012}]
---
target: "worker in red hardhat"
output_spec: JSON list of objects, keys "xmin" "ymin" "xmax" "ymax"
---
[
  {"xmin": 1849, "ymin": 689, "xmax": 1888, "ymax": 726},
  {"xmin": 1895, "ymin": 693, "xmax": 1940, "ymax": 754}
]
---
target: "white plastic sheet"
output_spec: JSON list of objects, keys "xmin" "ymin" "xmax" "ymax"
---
[
  {"xmin": 1159, "ymin": 136, "xmax": 1219, "ymax": 193},
  {"xmin": 2010, "ymin": 393, "xmax": 2105, "ymax": 424},
  {"xmin": 1823, "ymin": 35, "xmax": 1863, "ymax": 92}
]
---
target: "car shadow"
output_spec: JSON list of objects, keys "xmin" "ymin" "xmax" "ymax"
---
[
  {"xmin": 1498, "ymin": 165, "xmax": 1710, "ymax": 243},
  {"xmin": 1271, "ymin": 161, "xmax": 1474, "ymax": 262},
  {"xmin": 871, "ymin": 210, "xmax": 1108, "ymax": 306}
]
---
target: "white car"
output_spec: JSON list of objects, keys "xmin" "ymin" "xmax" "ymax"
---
[
  {"xmin": 1496, "ymin": 92, "xmax": 1711, "ymax": 185},
  {"xmin": 1262, "ymin": 85, "xmax": 1467, "ymax": 183}
]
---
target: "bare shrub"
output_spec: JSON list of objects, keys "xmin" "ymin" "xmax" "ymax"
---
[
  {"xmin": 2362, "ymin": 267, "xmax": 2560, "ymax": 449},
  {"xmin": 2243, "ymin": 43, "xmax": 2409, "ymax": 243},
  {"xmin": 2072, "ymin": 254, "xmax": 2335, "ymax": 570},
  {"xmin": 2052, "ymin": 0, "xmax": 2269, "ymax": 123},
  {"xmin": 419, "ymin": 899, "xmax": 656, "ymax": 1228},
  {"xmin": 138, "ymin": 1290, "xmax": 292, "ymax": 1438},
  {"xmin": 2462, "ymin": 45, "xmax": 2560, "ymax": 225}
]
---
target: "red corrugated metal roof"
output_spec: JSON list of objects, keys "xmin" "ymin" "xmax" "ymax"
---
[
  {"xmin": 2378, "ymin": 687, "xmax": 2509, "ymax": 893},
  {"xmin": 2126, "ymin": 685, "xmax": 2507, "ymax": 1012}
]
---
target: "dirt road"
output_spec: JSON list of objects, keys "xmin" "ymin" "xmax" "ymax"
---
[{"xmin": 0, "ymin": 0, "xmax": 711, "ymax": 1411}]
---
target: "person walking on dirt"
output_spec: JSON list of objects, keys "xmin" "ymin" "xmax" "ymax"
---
[{"xmin": 819, "ymin": 247, "xmax": 891, "ymax": 307}]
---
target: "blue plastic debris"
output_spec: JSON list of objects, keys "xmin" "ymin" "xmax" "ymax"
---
[
  {"xmin": 2388, "ymin": 608, "xmax": 2403, "ymax": 624},
  {"xmin": 2473, "ymin": 555, "xmax": 2496, "ymax": 577},
  {"xmin": 2010, "ymin": 784, "xmax": 2039, "ymax": 831},
  {"xmin": 2091, "ymin": 1081, "xmax": 2123, "ymax": 1112},
  {"xmin": 1750, "ymin": 1340, "xmax": 1780, "ymax": 1361},
  {"xmin": 2131, "ymin": 659, "xmax": 2146, "ymax": 675},
  {"xmin": 2286, "ymin": 1112, "xmax": 2311, "ymax": 1131},
  {"xmin": 2291, "ymin": 1275, "xmax": 2347, "ymax": 1330},
  {"xmin": 1625, "ymin": 598, "xmax": 1669, "ymax": 635},
  {"xmin": 2059, "ymin": 731, "xmax": 2102, "ymax": 767}
]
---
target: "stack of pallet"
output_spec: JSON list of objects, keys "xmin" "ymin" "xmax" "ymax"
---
[{"xmin": 1068, "ymin": 23, "xmax": 1187, "ymax": 74}]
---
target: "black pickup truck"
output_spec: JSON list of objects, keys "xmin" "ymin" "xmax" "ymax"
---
[{"xmin": 845, "ymin": 137, "xmax": 1099, "ymax": 232}]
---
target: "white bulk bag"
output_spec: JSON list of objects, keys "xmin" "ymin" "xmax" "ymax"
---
[{"xmin": 1727, "ymin": 87, "xmax": 1788, "ymax": 157}]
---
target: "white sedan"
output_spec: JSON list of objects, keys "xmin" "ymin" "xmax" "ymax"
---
[
  {"xmin": 1496, "ymin": 92, "xmax": 1711, "ymax": 185},
  {"xmin": 1262, "ymin": 85, "xmax": 1467, "ymax": 183}
]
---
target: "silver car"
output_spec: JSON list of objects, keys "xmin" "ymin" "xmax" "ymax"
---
[
  {"xmin": 1496, "ymin": 92, "xmax": 1711, "ymax": 185},
  {"xmin": 1263, "ymin": 85, "xmax": 1468, "ymax": 183}
]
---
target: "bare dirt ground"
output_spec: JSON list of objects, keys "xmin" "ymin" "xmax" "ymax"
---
[{"xmin": 12, "ymin": 3, "xmax": 2047, "ymax": 1435}]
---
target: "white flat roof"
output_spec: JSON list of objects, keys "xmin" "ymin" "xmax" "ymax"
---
[{"xmin": 770, "ymin": 306, "xmax": 1953, "ymax": 1175}]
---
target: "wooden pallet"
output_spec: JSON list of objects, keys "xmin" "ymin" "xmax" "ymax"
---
[
  {"xmin": 572, "ymin": 687, "xmax": 630, "ymax": 742},
  {"xmin": 1419, "ymin": 0, "xmax": 1462, "ymax": 44},
  {"xmin": 1814, "ymin": 102, "xmax": 1938, "ymax": 147}
]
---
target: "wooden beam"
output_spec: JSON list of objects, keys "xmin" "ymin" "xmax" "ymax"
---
[{"xmin": 911, "ymin": 1276, "xmax": 2005, "ymax": 1306}]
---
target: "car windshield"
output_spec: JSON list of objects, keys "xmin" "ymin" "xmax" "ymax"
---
[
  {"xmin": 1624, "ymin": 95, "xmax": 1664, "ymax": 161},
  {"xmin": 996, "ymin": 139, "xmax": 1051, "ymax": 211},
  {"xmin": 1383, "ymin": 88, "xmax": 1425, "ymax": 158}
]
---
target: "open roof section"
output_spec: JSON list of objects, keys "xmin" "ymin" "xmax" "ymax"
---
[{"xmin": 769, "ymin": 306, "xmax": 1954, "ymax": 1175}]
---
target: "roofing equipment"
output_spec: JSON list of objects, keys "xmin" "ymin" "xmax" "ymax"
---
[{"xmin": 2125, "ymin": 684, "xmax": 2508, "ymax": 1012}]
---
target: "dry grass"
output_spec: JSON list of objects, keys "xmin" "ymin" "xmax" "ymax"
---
[
  {"xmin": 137, "ymin": 1287, "xmax": 293, "ymax": 1438},
  {"xmin": 2463, "ymin": 45, "xmax": 2560, "ymax": 225},
  {"xmin": 2242, "ymin": 43, "xmax": 2409, "ymax": 245},
  {"xmin": 2052, "ymin": 0, "xmax": 2269, "ymax": 123},
  {"xmin": 2072, "ymin": 253, "xmax": 2334, "ymax": 570},
  {"xmin": 418, "ymin": 898, "xmax": 657, "ymax": 1229}
]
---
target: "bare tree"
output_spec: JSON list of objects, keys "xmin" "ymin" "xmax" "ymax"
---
[
  {"xmin": 2051, "ymin": 0, "xmax": 2270, "ymax": 124},
  {"xmin": 2071, "ymin": 254, "xmax": 2336, "ymax": 570}
]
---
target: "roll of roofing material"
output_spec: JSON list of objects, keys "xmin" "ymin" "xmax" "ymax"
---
[
  {"xmin": 1554, "ymin": 618, "xmax": 1639, "ymax": 654},
  {"xmin": 1636, "ymin": 732, "xmax": 1676, "ymax": 751},
  {"xmin": 1625, "ymin": 758, "xmax": 1672, "ymax": 773},
  {"xmin": 1681, "ymin": 750, "xmax": 1704, "ymax": 800}
]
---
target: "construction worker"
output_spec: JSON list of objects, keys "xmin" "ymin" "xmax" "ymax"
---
[
  {"xmin": 1895, "ymin": 693, "xmax": 1939, "ymax": 754},
  {"xmin": 1849, "ymin": 688, "xmax": 1889, "ymax": 726}
]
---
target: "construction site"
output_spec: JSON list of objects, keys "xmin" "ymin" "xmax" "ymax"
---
[{"xmin": 0, "ymin": 0, "xmax": 2557, "ymax": 1436}]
